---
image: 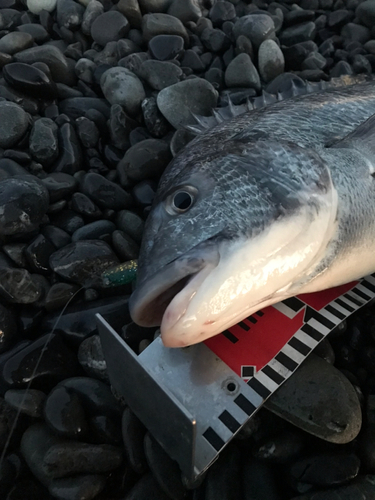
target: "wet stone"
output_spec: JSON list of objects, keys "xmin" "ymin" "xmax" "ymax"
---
[
  {"xmin": 0, "ymin": 102, "xmax": 29, "ymax": 149},
  {"xmin": 41, "ymin": 173, "xmax": 77, "ymax": 203},
  {"xmin": 167, "ymin": 0, "xmax": 201, "ymax": 23},
  {"xmin": 144, "ymin": 432, "xmax": 186, "ymax": 500},
  {"xmin": 89, "ymin": 414, "xmax": 122, "ymax": 446},
  {"xmin": 201, "ymin": 27, "xmax": 231, "ymax": 53},
  {"xmin": 76, "ymin": 117, "xmax": 99, "ymax": 148},
  {"xmin": 70, "ymin": 192, "xmax": 102, "ymax": 219},
  {"xmin": 139, "ymin": 59, "xmax": 183, "ymax": 91},
  {"xmin": 100, "ymin": 66, "xmax": 145, "ymax": 117},
  {"xmin": 112, "ymin": 230, "xmax": 139, "ymax": 261},
  {"xmin": 264, "ymin": 355, "xmax": 362, "ymax": 443},
  {"xmin": 142, "ymin": 96, "xmax": 170, "ymax": 138},
  {"xmin": 279, "ymin": 22, "xmax": 317, "ymax": 46},
  {"xmin": 204, "ymin": 445, "xmax": 242, "ymax": 500},
  {"xmin": 117, "ymin": 138, "xmax": 171, "ymax": 185},
  {"xmin": 148, "ymin": 34, "xmax": 184, "ymax": 60},
  {"xmin": 233, "ymin": 14, "xmax": 276, "ymax": 48},
  {"xmin": 77, "ymin": 334, "xmax": 108, "ymax": 382},
  {"xmin": 0, "ymin": 268, "xmax": 43, "ymax": 304},
  {"xmin": 17, "ymin": 23, "xmax": 50, "ymax": 44},
  {"xmin": 51, "ymin": 209, "xmax": 84, "ymax": 235},
  {"xmin": 225, "ymin": 53, "xmax": 261, "ymax": 91},
  {"xmin": 81, "ymin": 172, "xmax": 133, "ymax": 210},
  {"xmin": 209, "ymin": 1, "xmax": 236, "ymax": 26},
  {"xmin": 14, "ymin": 45, "xmax": 75, "ymax": 86},
  {"xmin": 56, "ymin": 0, "xmax": 84, "ymax": 31},
  {"xmin": 0, "ymin": 396, "xmax": 22, "ymax": 451},
  {"xmin": 0, "ymin": 31, "xmax": 33, "ymax": 55},
  {"xmin": 44, "ymin": 385, "xmax": 88, "ymax": 439},
  {"xmin": 43, "ymin": 282, "xmax": 79, "ymax": 311},
  {"xmin": 142, "ymin": 13, "xmax": 188, "ymax": 43},
  {"xmin": 81, "ymin": 0, "xmax": 103, "ymax": 36},
  {"xmin": 52, "ymin": 123, "xmax": 82, "ymax": 174},
  {"xmin": 242, "ymin": 457, "xmax": 281, "ymax": 500},
  {"xmin": 48, "ymin": 474, "xmax": 107, "ymax": 500},
  {"xmin": 91, "ymin": 11, "xmax": 130, "ymax": 47},
  {"xmin": 0, "ymin": 8, "xmax": 21, "ymax": 30},
  {"xmin": 157, "ymin": 78, "xmax": 218, "ymax": 129},
  {"xmin": 126, "ymin": 473, "xmax": 170, "ymax": 500},
  {"xmin": 132, "ymin": 179, "xmax": 157, "ymax": 207},
  {"xmin": 1, "ymin": 333, "xmax": 80, "ymax": 389},
  {"xmin": 181, "ymin": 49, "xmax": 205, "ymax": 71},
  {"xmin": 41, "ymin": 226, "xmax": 70, "ymax": 250},
  {"xmin": 356, "ymin": 0, "xmax": 375, "ymax": 29},
  {"xmin": 72, "ymin": 220, "xmax": 116, "ymax": 242},
  {"xmin": 24, "ymin": 234, "xmax": 55, "ymax": 274},
  {"xmin": 258, "ymin": 39, "xmax": 285, "ymax": 82},
  {"xmin": 121, "ymin": 407, "xmax": 147, "ymax": 474},
  {"xmin": 49, "ymin": 239, "xmax": 119, "ymax": 286},
  {"xmin": 116, "ymin": 210, "xmax": 144, "ymax": 244},
  {"xmin": 0, "ymin": 303, "xmax": 17, "ymax": 354},
  {"xmin": 59, "ymin": 97, "xmax": 110, "ymax": 121},
  {"xmin": 58, "ymin": 377, "xmax": 121, "ymax": 419},
  {"xmin": 341, "ymin": 23, "xmax": 371, "ymax": 44},
  {"xmin": 3, "ymin": 243, "xmax": 27, "ymax": 267},
  {"xmin": 253, "ymin": 429, "xmax": 307, "ymax": 463},
  {"xmin": 117, "ymin": 0, "xmax": 142, "ymax": 28},
  {"xmin": 4, "ymin": 388, "xmax": 46, "ymax": 418},
  {"xmin": 284, "ymin": 9, "xmax": 315, "ymax": 27},
  {"xmin": 26, "ymin": 0, "xmax": 57, "ymax": 15},
  {"xmin": 290, "ymin": 453, "xmax": 361, "ymax": 488},
  {"xmin": 41, "ymin": 295, "xmax": 131, "ymax": 343},
  {"xmin": 29, "ymin": 118, "xmax": 59, "ymax": 166}
]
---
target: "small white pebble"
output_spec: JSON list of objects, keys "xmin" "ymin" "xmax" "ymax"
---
[{"xmin": 27, "ymin": 0, "xmax": 57, "ymax": 15}]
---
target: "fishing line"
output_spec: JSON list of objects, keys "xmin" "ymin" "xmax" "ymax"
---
[{"xmin": 0, "ymin": 284, "xmax": 85, "ymax": 468}]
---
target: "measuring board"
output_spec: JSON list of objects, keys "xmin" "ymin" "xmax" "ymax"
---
[{"xmin": 97, "ymin": 274, "xmax": 375, "ymax": 481}]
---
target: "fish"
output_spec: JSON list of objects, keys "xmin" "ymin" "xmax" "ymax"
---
[{"xmin": 129, "ymin": 79, "xmax": 375, "ymax": 348}]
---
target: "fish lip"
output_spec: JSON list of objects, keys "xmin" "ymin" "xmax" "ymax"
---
[{"xmin": 129, "ymin": 245, "xmax": 220, "ymax": 328}]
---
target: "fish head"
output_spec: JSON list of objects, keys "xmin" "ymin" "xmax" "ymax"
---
[{"xmin": 129, "ymin": 137, "xmax": 338, "ymax": 347}]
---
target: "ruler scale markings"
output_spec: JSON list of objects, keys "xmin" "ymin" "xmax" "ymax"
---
[
  {"xmin": 288, "ymin": 336, "xmax": 312, "ymax": 356},
  {"xmin": 254, "ymin": 370, "xmax": 280, "ymax": 393},
  {"xmin": 261, "ymin": 364, "xmax": 285, "ymax": 385},
  {"xmin": 247, "ymin": 376, "xmax": 272, "ymax": 398}
]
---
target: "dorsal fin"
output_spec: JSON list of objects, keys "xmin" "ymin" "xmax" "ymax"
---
[{"xmin": 186, "ymin": 74, "xmax": 374, "ymax": 135}]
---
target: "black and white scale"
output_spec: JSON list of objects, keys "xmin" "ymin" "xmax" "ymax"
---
[{"xmin": 96, "ymin": 274, "xmax": 375, "ymax": 481}]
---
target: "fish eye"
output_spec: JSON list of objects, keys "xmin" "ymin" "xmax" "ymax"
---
[{"xmin": 165, "ymin": 187, "xmax": 197, "ymax": 215}]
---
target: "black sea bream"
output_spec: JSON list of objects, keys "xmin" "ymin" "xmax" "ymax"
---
[{"xmin": 130, "ymin": 81, "xmax": 375, "ymax": 347}]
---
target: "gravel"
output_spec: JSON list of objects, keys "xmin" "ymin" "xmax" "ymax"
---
[{"xmin": 0, "ymin": 1, "xmax": 375, "ymax": 499}]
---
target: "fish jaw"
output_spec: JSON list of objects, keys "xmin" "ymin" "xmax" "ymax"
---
[
  {"xmin": 129, "ymin": 245, "xmax": 220, "ymax": 328},
  {"xmin": 160, "ymin": 190, "xmax": 338, "ymax": 348}
]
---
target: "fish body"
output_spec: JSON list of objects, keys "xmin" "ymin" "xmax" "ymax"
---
[{"xmin": 130, "ymin": 81, "xmax": 375, "ymax": 347}]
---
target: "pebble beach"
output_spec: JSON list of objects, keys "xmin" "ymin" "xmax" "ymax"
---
[{"xmin": 1, "ymin": 0, "xmax": 375, "ymax": 499}]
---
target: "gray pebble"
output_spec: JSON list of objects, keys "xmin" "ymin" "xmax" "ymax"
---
[
  {"xmin": 142, "ymin": 13, "xmax": 188, "ymax": 43},
  {"xmin": 29, "ymin": 117, "xmax": 59, "ymax": 166},
  {"xmin": 56, "ymin": 0, "xmax": 84, "ymax": 31},
  {"xmin": 14, "ymin": 45, "xmax": 75, "ymax": 86},
  {"xmin": 139, "ymin": 0, "xmax": 173, "ymax": 13},
  {"xmin": 167, "ymin": 0, "xmax": 202, "ymax": 24},
  {"xmin": 139, "ymin": 59, "xmax": 183, "ymax": 90},
  {"xmin": 81, "ymin": 172, "xmax": 133, "ymax": 210},
  {"xmin": 0, "ymin": 267, "xmax": 42, "ymax": 303},
  {"xmin": 100, "ymin": 66, "xmax": 145, "ymax": 116},
  {"xmin": 91, "ymin": 11, "xmax": 130, "ymax": 47},
  {"xmin": 233, "ymin": 14, "xmax": 276, "ymax": 48},
  {"xmin": 75, "ymin": 57, "xmax": 95, "ymax": 84},
  {"xmin": 279, "ymin": 22, "xmax": 317, "ymax": 46},
  {"xmin": 117, "ymin": 0, "xmax": 142, "ymax": 29},
  {"xmin": 112, "ymin": 230, "xmax": 140, "ymax": 260},
  {"xmin": 356, "ymin": 0, "xmax": 375, "ymax": 29},
  {"xmin": 81, "ymin": 0, "xmax": 103, "ymax": 36},
  {"xmin": 116, "ymin": 210, "xmax": 144, "ymax": 243},
  {"xmin": 77, "ymin": 334, "xmax": 109, "ymax": 382},
  {"xmin": 48, "ymin": 474, "xmax": 107, "ymax": 500},
  {"xmin": 157, "ymin": 78, "xmax": 218, "ymax": 129},
  {"xmin": 0, "ymin": 31, "xmax": 33, "ymax": 54},
  {"xmin": 341, "ymin": 22, "xmax": 371, "ymax": 44},
  {"xmin": 265, "ymin": 354, "xmax": 362, "ymax": 444},
  {"xmin": 0, "ymin": 101, "xmax": 29, "ymax": 148},
  {"xmin": 225, "ymin": 53, "xmax": 261, "ymax": 91},
  {"xmin": 258, "ymin": 39, "xmax": 285, "ymax": 82},
  {"xmin": 4, "ymin": 388, "xmax": 46, "ymax": 417},
  {"xmin": 72, "ymin": 220, "xmax": 116, "ymax": 241}
]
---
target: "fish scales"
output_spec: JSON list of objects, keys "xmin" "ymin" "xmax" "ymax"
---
[{"xmin": 130, "ymin": 81, "xmax": 375, "ymax": 347}]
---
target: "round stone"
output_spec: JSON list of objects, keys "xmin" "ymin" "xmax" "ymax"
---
[
  {"xmin": 27, "ymin": 0, "xmax": 57, "ymax": 14},
  {"xmin": 100, "ymin": 67, "xmax": 145, "ymax": 116},
  {"xmin": 0, "ymin": 102, "xmax": 29, "ymax": 148},
  {"xmin": 157, "ymin": 78, "xmax": 218, "ymax": 129},
  {"xmin": 225, "ymin": 53, "xmax": 261, "ymax": 91},
  {"xmin": 258, "ymin": 39, "xmax": 285, "ymax": 83},
  {"xmin": 91, "ymin": 11, "xmax": 130, "ymax": 47}
]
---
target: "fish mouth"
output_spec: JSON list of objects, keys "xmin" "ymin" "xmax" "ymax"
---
[{"xmin": 129, "ymin": 245, "xmax": 220, "ymax": 331}]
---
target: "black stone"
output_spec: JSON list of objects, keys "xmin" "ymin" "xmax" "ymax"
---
[
  {"xmin": 81, "ymin": 172, "xmax": 133, "ymax": 210},
  {"xmin": 0, "ymin": 268, "xmax": 43, "ymax": 304},
  {"xmin": 52, "ymin": 123, "xmax": 82, "ymax": 174},
  {"xmin": 0, "ymin": 303, "xmax": 17, "ymax": 354},
  {"xmin": 1, "ymin": 333, "xmax": 80, "ymax": 389},
  {"xmin": 70, "ymin": 192, "xmax": 102, "ymax": 219},
  {"xmin": 24, "ymin": 234, "xmax": 56, "ymax": 274},
  {"xmin": 44, "ymin": 385, "xmax": 88, "ymax": 439},
  {"xmin": 42, "ymin": 225, "xmax": 71, "ymax": 249},
  {"xmin": 2, "ymin": 62, "xmax": 57, "ymax": 99},
  {"xmin": 132, "ymin": 180, "xmax": 157, "ymax": 207},
  {"xmin": 51, "ymin": 209, "xmax": 85, "ymax": 235},
  {"xmin": 121, "ymin": 407, "xmax": 147, "ymax": 474},
  {"xmin": 72, "ymin": 220, "xmax": 116, "ymax": 242},
  {"xmin": 148, "ymin": 34, "xmax": 184, "ymax": 61},
  {"xmin": 41, "ymin": 295, "xmax": 131, "ymax": 343},
  {"xmin": 49, "ymin": 239, "xmax": 119, "ymax": 286}
]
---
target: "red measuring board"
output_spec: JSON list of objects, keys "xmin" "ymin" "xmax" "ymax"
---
[{"xmin": 204, "ymin": 279, "xmax": 372, "ymax": 380}]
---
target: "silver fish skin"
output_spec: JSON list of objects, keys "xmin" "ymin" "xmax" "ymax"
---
[{"xmin": 129, "ymin": 81, "xmax": 375, "ymax": 347}]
